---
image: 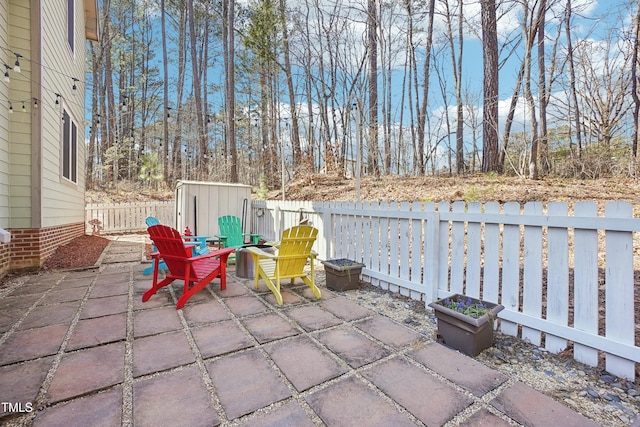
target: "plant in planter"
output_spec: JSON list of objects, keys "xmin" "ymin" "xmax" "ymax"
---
[
  {"xmin": 321, "ymin": 258, "xmax": 365, "ymax": 291},
  {"xmin": 428, "ymin": 294, "xmax": 504, "ymax": 357}
]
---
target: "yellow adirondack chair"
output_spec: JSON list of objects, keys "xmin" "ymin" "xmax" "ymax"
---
[{"xmin": 245, "ymin": 225, "xmax": 321, "ymax": 305}]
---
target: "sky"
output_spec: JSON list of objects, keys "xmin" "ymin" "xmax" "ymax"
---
[{"xmin": 86, "ymin": 0, "xmax": 638, "ymax": 170}]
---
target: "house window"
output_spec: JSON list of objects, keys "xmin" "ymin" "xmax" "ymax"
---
[
  {"xmin": 67, "ymin": 0, "xmax": 75, "ymax": 53},
  {"xmin": 62, "ymin": 109, "xmax": 78, "ymax": 183}
]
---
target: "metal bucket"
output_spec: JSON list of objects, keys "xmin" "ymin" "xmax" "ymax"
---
[{"xmin": 235, "ymin": 245, "xmax": 275, "ymax": 278}]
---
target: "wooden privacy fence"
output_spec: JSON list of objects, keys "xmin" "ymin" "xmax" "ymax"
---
[
  {"xmin": 85, "ymin": 201, "xmax": 175, "ymax": 234},
  {"xmin": 252, "ymin": 199, "xmax": 640, "ymax": 380}
]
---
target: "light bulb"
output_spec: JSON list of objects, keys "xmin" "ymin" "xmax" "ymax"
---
[{"xmin": 13, "ymin": 53, "xmax": 22, "ymax": 73}]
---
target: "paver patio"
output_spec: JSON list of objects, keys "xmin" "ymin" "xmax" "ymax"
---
[{"xmin": 0, "ymin": 238, "xmax": 605, "ymax": 426}]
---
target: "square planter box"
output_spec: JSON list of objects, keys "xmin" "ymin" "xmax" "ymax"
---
[
  {"xmin": 321, "ymin": 259, "xmax": 365, "ymax": 291},
  {"xmin": 428, "ymin": 294, "xmax": 504, "ymax": 357}
]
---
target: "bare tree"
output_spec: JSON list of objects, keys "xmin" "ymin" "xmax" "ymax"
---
[
  {"xmin": 632, "ymin": 1, "xmax": 640, "ymax": 159},
  {"xmin": 481, "ymin": 0, "xmax": 499, "ymax": 172},
  {"xmin": 224, "ymin": 0, "xmax": 238, "ymax": 182},
  {"xmin": 565, "ymin": 0, "xmax": 583, "ymax": 158},
  {"xmin": 443, "ymin": 0, "xmax": 465, "ymax": 174},
  {"xmin": 367, "ymin": 0, "xmax": 379, "ymax": 176}
]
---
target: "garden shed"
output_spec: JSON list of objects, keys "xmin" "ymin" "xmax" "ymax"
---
[{"xmin": 175, "ymin": 181, "xmax": 253, "ymax": 238}]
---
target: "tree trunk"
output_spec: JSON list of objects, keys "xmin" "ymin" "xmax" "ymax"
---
[
  {"xmin": 481, "ymin": 0, "xmax": 499, "ymax": 172},
  {"xmin": 537, "ymin": 0, "xmax": 549, "ymax": 174},
  {"xmin": 223, "ymin": 0, "xmax": 238, "ymax": 182},
  {"xmin": 632, "ymin": 2, "xmax": 640, "ymax": 159},
  {"xmin": 417, "ymin": 0, "xmax": 435, "ymax": 175},
  {"xmin": 187, "ymin": 0, "xmax": 207, "ymax": 179},
  {"xmin": 278, "ymin": 0, "xmax": 301, "ymax": 169},
  {"xmin": 565, "ymin": 0, "xmax": 582, "ymax": 158},
  {"xmin": 367, "ymin": 0, "xmax": 379, "ymax": 176}
]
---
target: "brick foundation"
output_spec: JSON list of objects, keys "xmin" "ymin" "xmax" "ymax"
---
[
  {"xmin": 6, "ymin": 223, "xmax": 85, "ymax": 272},
  {"xmin": 0, "ymin": 243, "xmax": 9, "ymax": 278}
]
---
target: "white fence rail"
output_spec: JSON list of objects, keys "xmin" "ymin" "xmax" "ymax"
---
[
  {"xmin": 251, "ymin": 200, "xmax": 640, "ymax": 380},
  {"xmin": 85, "ymin": 201, "xmax": 175, "ymax": 234}
]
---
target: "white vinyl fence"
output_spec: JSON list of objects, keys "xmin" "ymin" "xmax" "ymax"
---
[
  {"xmin": 85, "ymin": 201, "xmax": 175, "ymax": 234},
  {"xmin": 251, "ymin": 199, "xmax": 640, "ymax": 380}
]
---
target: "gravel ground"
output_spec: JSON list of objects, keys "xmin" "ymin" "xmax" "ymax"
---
[{"xmin": 338, "ymin": 280, "xmax": 640, "ymax": 427}]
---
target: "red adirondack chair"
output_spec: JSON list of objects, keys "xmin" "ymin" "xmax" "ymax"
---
[{"xmin": 144, "ymin": 224, "xmax": 235, "ymax": 309}]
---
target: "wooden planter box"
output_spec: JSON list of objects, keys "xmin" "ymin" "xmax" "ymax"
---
[
  {"xmin": 428, "ymin": 294, "xmax": 504, "ymax": 357},
  {"xmin": 321, "ymin": 259, "xmax": 365, "ymax": 291}
]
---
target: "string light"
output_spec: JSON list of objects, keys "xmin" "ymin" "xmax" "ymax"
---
[
  {"xmin": 13, "ymin": 53, "xmax": 22, "ymax": 73},
  {"xmin": 33, "ymin": 98, "xmax": 38, "ymax": 108},
  {"xmin": 8, "ymin": 101, "xmax": 13, "ymax": 113},
  {"xmin": 72, "ymin": 77, "xmax": 79, "ymax": 91},
  {"xmin": 55, "ymin": 93, "xmax": 60, "ymax": 105},
  {"xmin": 167, "ymin": 107, "xmax": 172, "ymax": 118},
  {"xmin": 121, "ymin": 95, "xmax": 128, "ymax": 112},
  {"xmin": 3, "ymin": 64, "xmax": 9, "ymax": 83},
  {"xmin": 96, "ymin": 114, "xmax": 101, "ymax": 124},
  {"xmin": 21, "ymin": 101, "xmax": 26, "ymax": 112}
]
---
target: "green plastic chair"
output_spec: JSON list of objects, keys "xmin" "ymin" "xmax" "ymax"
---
[{"xmin": 215, "ymin": 215, "xmax": 261, "ymax": 249}]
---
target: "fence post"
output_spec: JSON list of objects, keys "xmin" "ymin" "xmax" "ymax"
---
[
  {"xmin": 274, "ymin": 205, "xmax": 282, "ymax": 239},
  {"xmin": 423, "ymin": 202, "xmax": 439, "ymax": 306}
]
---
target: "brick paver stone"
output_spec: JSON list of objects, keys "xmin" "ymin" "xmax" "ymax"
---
[
  {"xmin": 94, "ymin": 272, "xmax": 130, "ymax": 287},
  {"xmin": 133, "ymin": 331, "xmax": 195, "ymax": 377},
  {"xmin": 183, "ymin": 299, "xmax": 231, "ymax": 325},
  {"xmin": 175, "ymin": 287, "xmax": 214, "ymax": 305},
  {"xmin": 305, "ymin": 376, "xmax": 416, "ymax": 426},
  {"xmin": 315, "ymin": 326, "xmax": 389, "ymax": 368},
  {"xmin": 133, "ymin": 291, "xmax": 172, "ymax": 310},
  {"xmin": 409, "ymin": 342, "xmax": 508, "ymax": 396},
  {"xmin": 206, "ymin": 349, "xmax": 291, "ymax": 420},
  {"xmin": 47, "ymin": 342, "xmax": 125, "ymax": 403},
  {"xmin": 133, "ymin": 306, "xmax": 182, "ymax": 337},
  {"xmin": 24, "ymin": 272, "xmax": 65, "ymax": 284},
  {"xmin": 191, "ymin": 320, "xmax": 254, "ymax": 359},
  {"xmin": 264, "ymin": 290, "xmax": 304, "ymax": 306},
  {"xmin": 355, "ymin": 316, "xmax": 423, "ymax": 349},
  {"xmin": 54, "ymin": 277, "xmax": 93, "ymax": 289},
  {"xmin": 238, "ymin": 401, "xmax": 315, "ymax": 427},
  {"xmin": 0, "ymin": 308, "xmax": 23, "ymax": 333},
  {"xmin": 224, "ymin": 296, "xmax": 269, "ymax": 317},
  {"xmin": 321, "ymin": 297, "xmax": 373, "ymax": 321},
  {"xmin": 133, "ymin": 367, "xmax": 219, "ymax": 427},
  {"xmin": 134, "ymin": 277, "xmax": 151, "ymax": 294},
  {"xmin": 296, "ymin": 284, "xmax": 329, "ymax": 301},
  {"xmin": 457, "ymin": 409, "xmax": 514, "ymax": 427},
  {"xmin": 0, "ymin": 294, "xmax": 41, "ymax": 311},
  {"xmin": 362, "ymin": 357, "xmax": 473, "ymax": 425},
  {"xmin": 264, "ymin": 336, "xmax": 348, "ymax": 392},
  {"xmin": 241, "ymin": 313, "xmax": 299, "ymax": 344},
  {"xmin": 43, "ymin": 286, "xmax": 88, "ymax": 304},
  {"xmin": 0, "ymin": 324, "xmax": 68, "ymax": 365},
  {"xmin": 212, "ymin": 280, "xmax": 248, "ymax": 297},
  {"xmin": 66, "ymin": 313, "xmax": 126, "ymax": 351},
  {"xmin": 491, "ymin": 382, "xmax": 600, "ymax": 427},
  {"xmin": 18, "ymin": 302, "xmax": 80, "ymax": 330},
  {"xmin": 81, "ymin": 295, "xmax": 128, "ymax": 319},
  {"xmin": 8, "ymin": 282, "xmax": 56, "ymax": 297},
  {"xmin": 59, "ymin": 268, "xmax": 98, "ymax": 282},
  {"xmin": 0, "ymin": 357, "xmax": 53, "ymax": 418},
  {"xmin": 286, "ymin": 306, "xmax": 343, "ymax": 331},
  {"xmin": 33, "ymin": 386, "xmax": 122, "ymax": 427},
  {"xmin": 90, "ymin": 281, "xmax": 129, "ymax": 298}
]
